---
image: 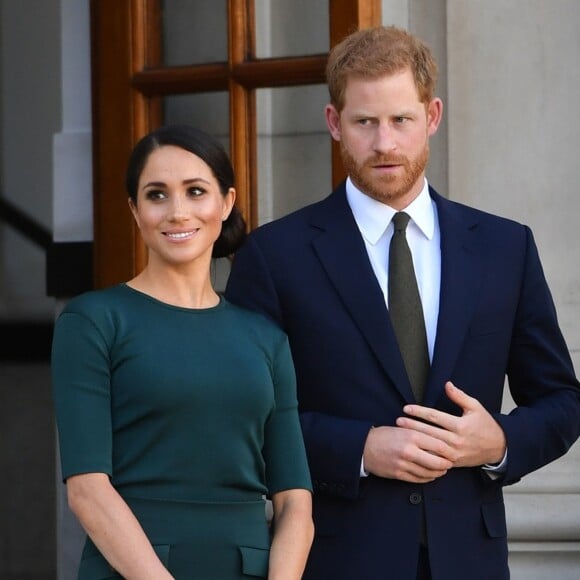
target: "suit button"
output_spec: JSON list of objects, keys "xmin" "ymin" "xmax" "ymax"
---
[{"xmin": 409, "ymin": 492, "xmax": 422, "ymax": 505}]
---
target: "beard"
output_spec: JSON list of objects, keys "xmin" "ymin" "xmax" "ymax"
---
[{"xmin": 341, "ymin": 142, "xmax": 430, "ymax": 205}]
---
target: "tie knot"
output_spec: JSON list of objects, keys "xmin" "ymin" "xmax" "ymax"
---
[{"xmin": 392, "ymin": 212, "xmax": 411, "ymax": 232}]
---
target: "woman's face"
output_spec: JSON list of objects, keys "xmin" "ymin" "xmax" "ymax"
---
[{"xmin": 129, "ymin": 145, "xmax": 235, "ymax": 268}]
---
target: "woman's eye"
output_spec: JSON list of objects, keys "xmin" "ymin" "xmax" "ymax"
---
[
  {"xmin": 188, "ymin": 186, "xmax": 205, "ymax": 197},
  {"xmin": 145, "ymin": 189, "xmax": 166, "ymax": 201}
]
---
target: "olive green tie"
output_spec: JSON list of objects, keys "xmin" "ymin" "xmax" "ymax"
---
[{"xmin": 388, "ymin": 212, "xmax": 430, "ymax": 402}]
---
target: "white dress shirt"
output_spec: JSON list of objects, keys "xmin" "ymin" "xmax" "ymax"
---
[
  {"xmin": 345, "ymin": 177, "xmax": 507, "ymax": 477},
  {"xmin": 345, "ymin": 176, "xmax": 440, "ymax": 361}
]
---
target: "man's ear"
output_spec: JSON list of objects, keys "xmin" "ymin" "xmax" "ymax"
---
[
  {"xmin": 325, "ymin": 104, "xmax": 342, "ymax": 142},
  {"xmin": 427, "ymin": 97, "xmax": 443, "ymax": 137}
]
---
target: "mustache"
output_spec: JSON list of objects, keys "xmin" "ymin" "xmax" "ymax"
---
[{"xmin": 365, "ymin": 154, "xmax": 408, "ymax": 167}]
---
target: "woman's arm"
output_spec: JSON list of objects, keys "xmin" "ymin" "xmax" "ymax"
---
[
  {"xmin": 268, "ymin": 488, "xmax": 314, "ymax": 580},
  {"xmin": 67, "ymin": 473, "xmax": 173, "ymax": 580}
]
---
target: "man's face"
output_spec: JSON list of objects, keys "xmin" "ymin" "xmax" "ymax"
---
[{"xmin": 325, "ymin": 68, "xmax": 442, "ymax": 209}]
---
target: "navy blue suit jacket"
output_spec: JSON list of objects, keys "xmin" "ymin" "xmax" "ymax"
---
[{"xmin": 225, "ymin": 183, "xmax": 580, "ymax": 580}]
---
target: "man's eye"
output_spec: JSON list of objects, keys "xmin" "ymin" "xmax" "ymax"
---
[
  {"xmin": 394, "ymin": 116, "xmax": 408, "ymax": 124},
  {"xmin": 357, "ymin": 118, "xmax": 371, "ymax": 126}
]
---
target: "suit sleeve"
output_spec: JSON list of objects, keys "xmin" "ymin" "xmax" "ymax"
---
[{"xmin": 496, "ymin": 226, "xmax": 580, "ymax": 484}]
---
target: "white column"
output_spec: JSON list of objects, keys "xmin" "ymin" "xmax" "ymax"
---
[
  {"xmin": 53, "ymin": 0, "xmax": 92, "ymax": 578},
  {"xmin": 446, "ymin": 1, "xmax": 580, "ymax": 577}
]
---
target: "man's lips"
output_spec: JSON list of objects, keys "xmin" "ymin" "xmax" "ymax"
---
[
  {"xmin": 368, "ymin": 156, "xmax": 406, "ymax": 170},
  {"xmin": 371, "ymin": 163, "xmax": 403, "ymax": 173}
]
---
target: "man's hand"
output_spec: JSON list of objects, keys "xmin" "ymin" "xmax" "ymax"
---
[
  {"xmin": 362, "ymin": 424, "xmax": 453, "ymax": 483},
  {"xmin": 395, "ymin": 381, "xmax": 507, "ymax": 468}
]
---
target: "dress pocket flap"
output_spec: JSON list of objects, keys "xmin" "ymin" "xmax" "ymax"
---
[
  {"xmin": 77, "ymin": 544, "xmax": 170, "ymax": 579},
  {"xmin": 152, "ymin": 543, "xmax": 171, "ymax": 564},
  {"xmin": 77, "ymin": 553, "xmax": 121, "ymax": 580},
  {"xmin": 239, "ymin": 545, "xmax": 269, "ymax": 578}
]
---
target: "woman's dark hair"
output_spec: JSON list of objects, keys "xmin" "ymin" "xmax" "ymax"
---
[{"xmin": 126, "ymin": 124, "xmax": 247, "ymax": 258}]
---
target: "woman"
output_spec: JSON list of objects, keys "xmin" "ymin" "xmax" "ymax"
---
[{"xmin": 52, "ymin": 125, "xmax": 314, "ymax": 579}]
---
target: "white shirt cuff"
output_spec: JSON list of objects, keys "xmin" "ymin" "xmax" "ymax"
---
[{"xmin": 482, "ymin": 448, "xmax": 508, "ymax": 479}]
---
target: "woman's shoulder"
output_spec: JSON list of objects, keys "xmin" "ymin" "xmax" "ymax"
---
[{"xmin": 58, "ymin": 284, "xmax": 132, "ymax": 319}]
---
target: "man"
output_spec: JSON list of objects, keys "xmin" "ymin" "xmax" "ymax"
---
[{"xmin": 225, "ymin": 26, "xmax": 580, "ymax": 580}]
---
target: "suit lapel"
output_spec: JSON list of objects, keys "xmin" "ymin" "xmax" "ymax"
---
[
  {"xmin": 306, "ymin": 185, "xmax": 484, "ymax": 405},
  {"xmin": 309, "ymin": 185, "xmax": 413, "ymax": 401},
  {"xmin": 426, "ymin": 191, "xmax": 484, "ymax": 405}
]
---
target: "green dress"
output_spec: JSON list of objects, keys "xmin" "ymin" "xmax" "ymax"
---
[{"xmin": 51, "ymin": 284, "xmax": 312, "ymax": 579}]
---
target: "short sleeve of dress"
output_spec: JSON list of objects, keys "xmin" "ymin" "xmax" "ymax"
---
[
  {"xmin": 263, "ymin": 334, "xmax": 312, "ymax": 495},
  {"xmin": 51, "ymin": 309, "xmax": 113, "ymax": 481}
]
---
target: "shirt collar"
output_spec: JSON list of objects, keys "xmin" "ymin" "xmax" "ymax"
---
[{"xmin": 345, "ymin": 176, "xmax": 435, "ymax": 245}]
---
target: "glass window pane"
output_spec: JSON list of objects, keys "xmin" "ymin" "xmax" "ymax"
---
[
  {"xmin": 163, "ymin": 92, "xmax": 230, "ymax": 149},
  {"xmin": 160, "ymin": 0, "xmax": 228, "ymax": 66},
  {"xmin": 255, "ymin": 0, "xmax": 329, "ymax": 58},
  {"xmin": 257, "ymin": 85, "xmax": 331, "ymax": 225}
]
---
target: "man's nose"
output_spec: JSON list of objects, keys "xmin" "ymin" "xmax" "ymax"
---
[{"xmin": 373, "ymin": 124, "xmax": 397, "ymax": 152}]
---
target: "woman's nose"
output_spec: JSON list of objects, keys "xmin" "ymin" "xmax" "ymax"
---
[{"xmin": 167, "ymin": 195, "xmax": 189, "ymax": 220}]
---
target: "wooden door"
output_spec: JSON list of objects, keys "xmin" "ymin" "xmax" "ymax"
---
[{"xmin": 91, "ymin": 0, "xmax": 380, "ymax": 287}]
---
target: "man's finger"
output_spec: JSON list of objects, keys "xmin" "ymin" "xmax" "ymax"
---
[{"xmin": 444, "ymin": 381, "xmax": 479, "ymax": 411}]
